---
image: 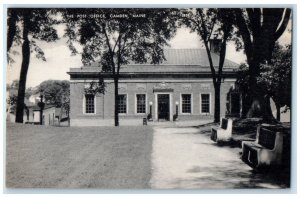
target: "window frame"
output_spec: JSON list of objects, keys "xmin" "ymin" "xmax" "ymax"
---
[
  {"xmin": 180, "ymin": 93, "xmax": 193, "ymax": 114},
  {"xmin": 117, "ymin": 94, "xmax": 128, "ymax": 115},
  {"xmin": 135, "ymin": 93, "xmax": 147, "ymax": 115},
  {"xmin": 83, "ymin": 94, "xmax": 96, "ymax": 115},
  {"xmin": 200, "ymin": 93, "xmax": 211, "ymax": 114}
]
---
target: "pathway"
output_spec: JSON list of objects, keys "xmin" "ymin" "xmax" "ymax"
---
[{"xmin": 150, "ymin": 125, "xmax": 289, "ymax": 189}]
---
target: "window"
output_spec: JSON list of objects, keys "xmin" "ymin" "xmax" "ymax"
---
[
  {"xmin": 85, "ymin": 94, "xmax": 95, "ymax": 114},
  {"xmin": 201, "ymin": 94, "xmax": 210, "ymax": 113},
  {"xmin": 136, "ymin": 94, "xmax": 146, "ymax": 114},
  {"xmin": 118, "ymin": 94, "xmax": 127, "ymax": 114},
  {"xmin": 181, "ymin": 94, "xmax": 191, "ymax": 113}
]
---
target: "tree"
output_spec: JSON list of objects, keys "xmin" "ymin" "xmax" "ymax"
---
[
  {"xmin": 232, "ymin": 8, "xmax": 291, "ymax": 120},
  {"xmin": 235, "ymin": 63, "xmax": 250, "ymax": 117},
  {"xmin": 177, "ymin": 8, "xmax": 234, "ymax": 123},
  {"xmin": 7, "ymin": 95, "xmax": 18, "ymax": 106},
  {"xmin": 236, "ymin": 43, "xmax": 291, "ymax": 121},
  {"xmin": 7, "ymin": 8, "xmax": 59, "ymax": 123},
  {"xmin": 63, "ymin": 8, "xmax": 177, "ymax": 126},
  {"xmin": 8, "ymin": 80, "xmax": 19, "ymax": 89},
  {"xmin": 6, "ymin": 80, "xmax": 19, "ymax": 107},
  {"xmin": 258, "ymin": 43, "xmax": 291, "ymax": 121},
  {"xmin": 24, "ymin": 87, "xmax": 35, "ymax": 100},
  {"xmin": 35, "ymin": 80, "xmax": 70, "ymax": 107}
]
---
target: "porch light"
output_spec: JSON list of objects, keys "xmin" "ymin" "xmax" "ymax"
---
[
  {"xmin": 148, "ymin": 101, "xmax": 153, "ymax": 121},
  {"xmin": 174, "ymin": 101, "xmax": 179, "ymax": 121}
]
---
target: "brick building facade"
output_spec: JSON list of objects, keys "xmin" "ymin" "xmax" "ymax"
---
[{"xmin": 68, "ymin": 49, "xmax": 239, "ymax": 126}]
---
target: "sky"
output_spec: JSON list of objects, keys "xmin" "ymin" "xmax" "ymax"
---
[{"xmin": 6, "ymin": 17, "xmax": 292, "ymax": 89}]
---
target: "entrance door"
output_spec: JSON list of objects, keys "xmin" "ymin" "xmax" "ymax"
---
[{"xmin": 158, "ymin": 94, "xmax": 170, "ymax": 121}]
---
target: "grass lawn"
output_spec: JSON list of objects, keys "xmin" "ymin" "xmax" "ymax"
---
[{"xmin": 6, "ymin": 122, "xmax": 153, "ymax": 188}]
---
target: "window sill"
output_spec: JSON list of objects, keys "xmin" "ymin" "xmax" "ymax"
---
[
  {"xmin": 83, "ymin": 113, "xmax": 97, "ymax": 116},
  {"xmin": 200, "ymin": 113, "xmax": 211, "ymax": 115}
]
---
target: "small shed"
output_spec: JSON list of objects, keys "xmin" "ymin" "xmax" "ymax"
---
[{"xmin": 32, "ymin": 105, "xmax": 56, "ymax": 125}]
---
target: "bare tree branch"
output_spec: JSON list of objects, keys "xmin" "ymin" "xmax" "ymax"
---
[
  {"xmin": 112, "ymin": 34, "xmax": 121, "ymax": 53},
  {"xmin": 7, "ymin": 10, "xmax": 18, "ymax": 52},
  {"xmin": 234, "ymin": 9, "xmax": 254, "ymax": 64},
  {"xmin": 274, "ymin": 8, "xmax": 291, "ymax": 41},
  {"xmin": 197, "ymin": 10, "xmax": 217, "ymax": 85},
  {"xmin": 207, "ymin": 19, "xmax": 216, "ymax": 41},
  {"xmin": 117, "ymin": 35, "xmax": 122, "ymax": 75},
  {"xmin": 246, "ymin": 8, "xmax": 261, "ymax": 37},
  {"xmin": 102, "ymin": 23, "xmax": 116, "ymax": 74}
]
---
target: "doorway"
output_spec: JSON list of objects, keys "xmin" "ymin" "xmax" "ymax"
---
[{"xmin": 157, "ymin": 94, "xmax": 170, "ymax": 121}]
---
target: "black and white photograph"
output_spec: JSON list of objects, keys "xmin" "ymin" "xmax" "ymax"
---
[{"xmin": 3, "ymin": 3, "xmax": 295, "ymax": 192}]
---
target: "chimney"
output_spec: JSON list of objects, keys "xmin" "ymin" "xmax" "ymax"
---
[{"xmin": 209, "ymin": 38, "xmax": 222, "ymax": 54}]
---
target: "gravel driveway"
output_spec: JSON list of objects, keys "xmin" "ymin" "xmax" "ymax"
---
[{"xmin": 6, "ymin": 123, "xmax": 153, "ymax": 188}]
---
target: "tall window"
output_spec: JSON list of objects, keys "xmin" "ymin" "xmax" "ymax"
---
[
  {"xmin": 201, "ymin": 94, "xmax": 210, "ymax": 113},
  {"xmin": 136, "ymin": 94, "xmax": 146, "ymax": 114},
  {"xmin": 85, "ymin": 94, "xmax": 95, "ymax": 113},
  {"xmin": 118, "ymin": 94, "xmax": 127, "ymax": 114},
  {"xmin": 181, "ymin": 94, "xmax": 192, "ymax": 113}
]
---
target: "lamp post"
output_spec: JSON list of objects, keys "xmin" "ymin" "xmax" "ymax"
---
[
  {"xmin": 174, "ymin": 101, "xmax": 179, "ymax": 121},
  {"xmin": 37, "ymin": 90, "xmax": 45, "ymax": 125},
  {"xmin": 148, "ymin": 101, "xmax": 153, "ymax": 121}
]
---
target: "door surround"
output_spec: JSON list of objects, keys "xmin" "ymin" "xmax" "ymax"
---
[{"xmin": 154, "ymin": 92, "xmax": 173, "ymax": 121}]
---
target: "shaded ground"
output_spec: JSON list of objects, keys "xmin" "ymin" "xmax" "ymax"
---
[
  {"xmin": 196, "ymin": 122, "xmax": 256, "ymax": 148},
  {"xmin": 6, "ymin": 122, "xmax": 153, "ymax": 188},
  {"xmin": 150, "ymin": 125, "xmax": 290, "ymax": 189}
]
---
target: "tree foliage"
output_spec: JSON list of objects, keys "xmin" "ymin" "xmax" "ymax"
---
[
  {"xmin": 63, "ymin": 9, "xmax": 177, "ymax": 66},
  {"xmin": 7, "ymin": 8, "xmax": 59, "ymax": 60},
  {"xmin": 7, "ymin": 95, "xmax": 18, "ymax": 106},
  {"xmin": 36, "ymin": 80, "xmax": 70, "ymax": 107},
  {"xmin": 258, "ymin": 44, "xmax": 291, "ymax": 109},
  {"xmin": 7, "ymin": 79, "xmax": 19, "ymax": 89}
]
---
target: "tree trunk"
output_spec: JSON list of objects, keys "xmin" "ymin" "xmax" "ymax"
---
[
  {"xmin": 244, "ymin": 51, "xmax": 275, "ymax": 121},
  {"xmin": 275, "ymin": 102, "xmax": 281, "ymax": 121},
  {"xmin": 241, "ymin": 93, "xmax": 250, "ymax": 118},
  {"xmin": 15, "ymin": 15, "xmax": 30, "ymax": 123},
  {"xmin": 264, "ymin": 96, "xmax": 274, "ymax": 121},
  {"xmin": 114, "ymin": 77, "xmax": 119, "ymax": 126},
  {"xmin": 214, "ymin": 83, "xmax": 221, "ymax": 123},
  {"xmin": 67, "ymin": 109, "xmax": 70, "ymax": 127},
  {"xmin": 246, "ymin": 95, "xmax": 276, "ymax": 122},
  {"xmin": 7, "ymin": 10, "xmax": 17, "ymax": 52}
]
